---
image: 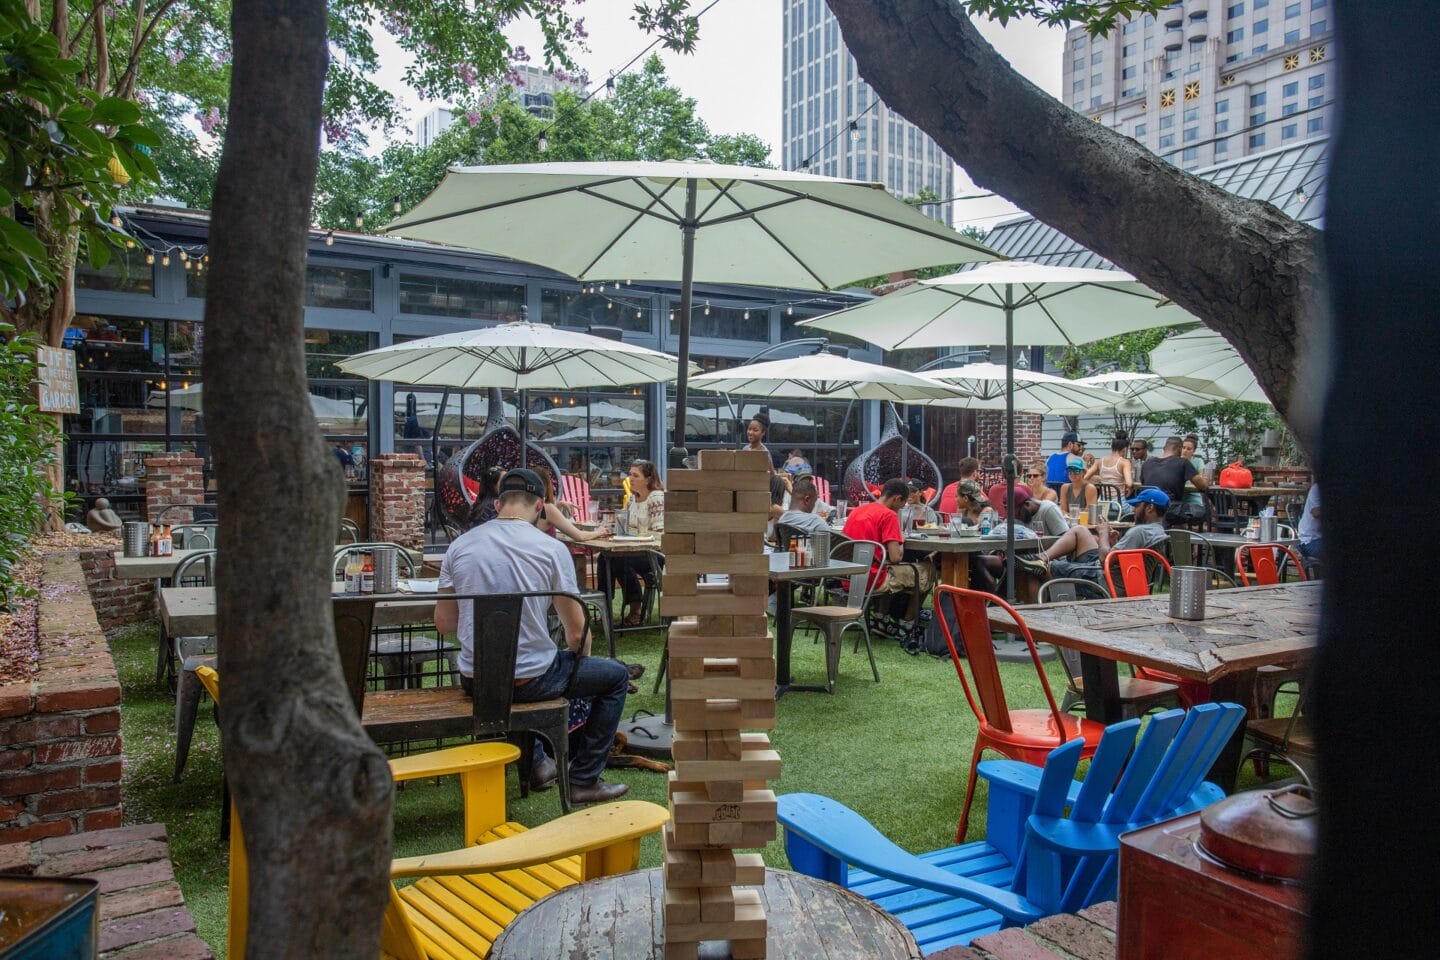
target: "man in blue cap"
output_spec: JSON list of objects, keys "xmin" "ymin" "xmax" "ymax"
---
[
  {"xmin": 1021, "ymin": 488, "xmax": 1171, "ymax": 584},
  {"xmin": 1045, "ymin": 431, "xmax": 1083, "ymax": 495}
]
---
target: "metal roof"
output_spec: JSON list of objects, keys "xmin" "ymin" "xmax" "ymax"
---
[{"xmin": 983, "ymin": 136, "xmax": 1327, "ymax": 268}]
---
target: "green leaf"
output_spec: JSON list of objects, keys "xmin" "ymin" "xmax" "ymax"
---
[
  {"xmin": 92, "ymin": 97, "xmax": 142, "ymax": 126},
  {"xmin": 120, "ymin": 124, "xmax": 162, "ymax": 149},
  {"xmin": 0, "ymin": 215, "xmax": 48, "ymax": 262}
]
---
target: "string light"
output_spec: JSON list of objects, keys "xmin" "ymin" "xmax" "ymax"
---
[
  {"xmin": 742, "ymin": 309, "xmax": 750, "ymax": 320},
  {"xmin": 704, "ymin": 301, "xmax": 711, "ymax": 316},
  {"xmin": 390, "ymin": 196, "xmax": 402, "ymax": 214},
  {"xmin": 325, "ymin": 231, "xmax": 334, "ymax": 246},
  {"xmin": 178, "ymin": 250, "xmax": 187, "ymax": 262},
  {"xmin": 537, "ymin": 132, "xmax": 548, "ymax": 152},
  {"xmin": 110, "ymin": 215, "xmax": 122, "ymax": 228},
  {"xmin": 145, "ymin": 252, "xmax": 155, "ymax": 265},
  {"xmin": 848, "ymin": 119, "xmax": 859, "ymax": 142},
  {"xmin": 125, "ymin": 239, "xmax": 135, "ymax": 249},
  {"xmin": 161, "ymin": 254, "xmax": 170, "ymax": 266},
  {"xmin": 353, "ymin": 213, "xmax": 363, "ymax": 228}
]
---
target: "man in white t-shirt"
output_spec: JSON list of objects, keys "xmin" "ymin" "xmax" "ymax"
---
[
  {"xmin": 1297, "ymin": 483, "xmax": 1321, "ymax": 569},
  {"xmin": 775, "ymin": 478, "xmax": 831, "ymax": 535},
  {"xmin": 436, "ymin": 468, "xmax": 629, "ymax": 805}
]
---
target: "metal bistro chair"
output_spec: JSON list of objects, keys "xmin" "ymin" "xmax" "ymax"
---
[
  {"xmin": 171, "ymin": 550, "xmax": 220, "ymax": 782},
  {"xmin": 790, "ymin": 538, "xmax": 886, "ymax": 693},
  {"xmin": 170, "ymin": 522, "xmax": 218, "ymax": 550},
  {"xmin": 1235, "ymin": 542, "xmax": 1309, "ymax": 721},
  {"xmin": 155, "ymin": 545, "xmax": 219, "ymax": 686},
  {"xmin": 1243, "ymin": 681, "xmax": 1316, "ymax": 785},
  {"xmin": 337, "ymin": 517, "xmax": 360, "ymax": 544},
  {"xmin": 1037, "ymin": 578, "xmax": 1180, "ymax": 719},
  {"xmin": 333, "ymin": 543, "xmax": 460, "ymax": 690}
]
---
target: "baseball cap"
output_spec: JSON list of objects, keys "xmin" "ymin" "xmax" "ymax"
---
[
  {"xmin": 498, "ymin": 467, "xmax": 545, "ymax": 498},
  {"xmin": 986, "ymin": 482, "xmax": 1033, "ymax": 518},
  {"xmin": 1066, "ymin": 456, "xmax": 1085, "ymax": 472},
  {"xmin": 1126, "ymin": 488, "xmax": 1170, "ymax": 509},
  {"xmin": 1061, "ymin": 431, "xmax": 1080, "ymax": 444},
  {"xmin": 955, "ymin": 479, "xmax": 985, "ymax": 504}
]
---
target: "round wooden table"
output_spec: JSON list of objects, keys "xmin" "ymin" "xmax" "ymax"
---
[{"xmin": 489, "ymin": 867, "xmax": 921, "ymax": 960}]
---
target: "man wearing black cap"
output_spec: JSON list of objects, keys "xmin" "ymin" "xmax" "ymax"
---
[
  {"xmin": 436, "ymin": 468, "xmax": 630, "ymax": 804},
  {"xmin": 1045, "ymin": 432, "xmax": 1083, "ymax": 495}
]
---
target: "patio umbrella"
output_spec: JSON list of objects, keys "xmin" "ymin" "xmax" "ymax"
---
[
  {"xmin": 1072, "ymin": 370, "xmax": 1234, "ymax": 415},
  {"xmin": 922, "ymin": 362, "xmax": 1127, "ymax": 415},
  {"xmin": 336, "ymin": 317, "xmax": 698, "ymax": 436},
  {"xmin": 689, "ymin": 353, "xmax": 971, "ymax": 403},
  {"xmin": 801, "ymin": 260, "xmax": 1194, "ymax": 600},
  {"xmin": 383, "ymin": 160, "xmax": 995, "ymax": 462},
  {"xmin": 1148, "ymin": 328, "xmax": 1269, "ymax": 403}
]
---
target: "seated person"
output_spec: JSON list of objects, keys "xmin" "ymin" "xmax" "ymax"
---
[
  {"xmin": 1145, "ymin": 435, "xmax": 1211, "ymax": 507},
  {"xmin": 843, "ymin": 478, "xmax": 935, "ymax": 621},
  {"xmin": 791, "ymin": 472, "xmax": 834, "ymax": 521},
  {"xmin": 1025, "ymin": 463, "xmax": 1058, "ymax": 502},
  {"xmin": 938, "ymin": 457, "xmax": 981, "ymax": 514},
  {"xmin": 902, "ymin": 478, "xmax": 939, "ymax": 528},
  {"xmin": 776, "ymin": 477, "xmax": 832, "ymax": 535},
  {"xmin": 1028, "ymin": 489, "xmax": 1171, "ymax": 585},
  {"xmin": 783, "ymin": 449, "xmax": 812, "ymax": 474},
  {"xmin": 436, "ymin": 468, "xmax": 630, "ymax": 805},
  {"xmin": 1015, "ymin": 487, "xmax": 1070, "ymax": 537},
  {"xmin": 1059, "ymin": 456, "xmax": 1098, "ymax": 516},
  {"xmin": 765, "ymin": 472, "xmax": 792, "ymax": 543}
]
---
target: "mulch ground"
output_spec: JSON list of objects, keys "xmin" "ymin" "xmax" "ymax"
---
[{"xmin": 1, "ymin": 531, "xmax": 120, "ymax": 684}]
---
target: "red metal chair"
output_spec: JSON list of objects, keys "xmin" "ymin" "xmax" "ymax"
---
[
  {"xmin": 1235, "ymin": 542, "xmax": 1308, "ymax": 586},
  {"xmin": 1103, "ymin": 548, "xmax": 1211, "ymax": 708},
  {"xmin": 933, "ymin": 585, "xmax": 1106, "ymax": 842}
]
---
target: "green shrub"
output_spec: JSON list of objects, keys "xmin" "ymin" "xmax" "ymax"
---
[{"xmin": 0, "ymin": 323, "xmax": 61, "ymax": 606}]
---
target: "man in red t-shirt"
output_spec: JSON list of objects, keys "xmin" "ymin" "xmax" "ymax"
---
[
  {"xmin": 938, "ymin": 457, "xmax": 981, "ymax": 515},
  {"xmin": 843, "ymin": 478, "xmax": 935, "ymax": 619}
]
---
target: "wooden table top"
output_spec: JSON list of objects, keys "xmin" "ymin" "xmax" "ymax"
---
[
  {"xmin": 1217, "ymin": 486, "xmax": 1307, "ymax": 498},
  {"xmin": 830, "ymin": 526, "xmax": 1042, "ymax": 554},
  {"xmin": 989, "ymin": 580, "xmax": 1320, "ymax": 683},
  {"xmin": 488, "ymin": 867, "xmax": 921, "ymax": 960},
  {"xmin": 564, "ymin": 535, "xmax": 661, "ymax": 554},
  {"xmin": 159, "ymin": 585, "xmax": 439, "ymax": 635},
  {"xmin": 771, "ymin": 559, "xmax": 869, "ymax": 582},
  {"xmin": 116, "ymin": 546, "xmax": 425, "ymax": 580}
]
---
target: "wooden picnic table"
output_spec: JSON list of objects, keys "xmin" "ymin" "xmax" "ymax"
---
[
  {"xmin": 158, "ymin": 583, "xmax": 440, "ymax": 635},
  {"xmin": 990, "ymin": 579, "xmax": 1320, "ymax": 791},
  {"xmin": 488, "ymin": 867, "xmax": 920, "ymax": 959}
]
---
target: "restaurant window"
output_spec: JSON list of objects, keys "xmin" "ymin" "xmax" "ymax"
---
[
  {"xmin": 305, "ymin": 265, "xmax": 373, "ymax": 311},
  {"xmin": 669, "ymin": 301, "xmax": 768, "ymax": 341},
  {"xmin": 398, "ymin": 273, "xmax": 524, "ymax": 321},
  {"xmin": 304, "ymin": 328, "xmax": 371, "ymax": 379},
  {"xmin": 75, "ymin": 248, "xmax": 155, "ymax": 294},
  {"xmin": 542, "ymin": 287, "xmax": 652, "ymax": 333}
]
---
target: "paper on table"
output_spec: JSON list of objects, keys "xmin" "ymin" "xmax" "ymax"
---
[
  {"xmin": 609, "ymin": 535, "xmax": 655, "ymax": 542},
  {"xmin": 400, "ymin": 579, "xmax": 439, "ymax": 593}
]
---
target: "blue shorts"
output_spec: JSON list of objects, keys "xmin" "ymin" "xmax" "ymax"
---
[{"xmin": 1049, "ymin": 549, "xmax": 1101, "ymax": 582}]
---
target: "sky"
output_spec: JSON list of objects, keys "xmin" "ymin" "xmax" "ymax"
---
[{"xmin": 370, "ymin": 2, "xmax": 1068, "ymax": 232}]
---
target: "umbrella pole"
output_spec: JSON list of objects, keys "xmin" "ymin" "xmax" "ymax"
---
[
  {"xmin": 1004, "ymin": 286, "xmax": 1017, "ymax": 604},
  {"xmin": 670, "ymin": 180, "xmax": 699, "ymax": 469}
]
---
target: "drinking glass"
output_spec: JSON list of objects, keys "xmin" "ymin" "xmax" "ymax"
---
[
  {"xmin": 1067, "ymin": 503, "xmax": 1081, "ymax": 521},
  {"xmin": 835, "ymin": 499, "xmax": 848, "ymax": 521}
]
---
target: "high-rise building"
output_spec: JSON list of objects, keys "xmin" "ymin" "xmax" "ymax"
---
[
  {"xmin": 1063, "ymin": 0, "xmax": 1335, "ymax": 171},
  {"xmin": 781, "ymin": 0, "xmax": 955, "ymax": 224},
  {"xmin": 413, "ymin": 66, "xmax": 585, "ymax": 148}
]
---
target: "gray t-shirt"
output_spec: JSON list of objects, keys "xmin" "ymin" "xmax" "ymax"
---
[
  {"xmin": 776, "ymin": 509, "xmax": 831, "ymax": 534},
  {"xmin": 439, "ymin": 517, "xmax": 578, "ymax": 679},
  {"xmin": 1113, "ymin": 522, "xmax": 1168, "ymax": 552},
  {"xmin": 1027, "ymin": 499, "xmax": 1070, "ymax": 537}
]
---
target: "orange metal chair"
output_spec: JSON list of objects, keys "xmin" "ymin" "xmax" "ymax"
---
[
  {"xmin": 1235, "ymin": 542, "xmax": 1308, "ymax": 586},
  {"xmin": 1103, "ymin": 548, "xmax": 1211, "ymax": 707},
  {"xmin": 933, "ymin": 585, "xmax": 1106, "ymax": 842}
]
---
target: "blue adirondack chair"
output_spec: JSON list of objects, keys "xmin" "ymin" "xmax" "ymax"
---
[{"xmin": 779, "ymin": 702, "xmax": 1245, "ymax": 955}]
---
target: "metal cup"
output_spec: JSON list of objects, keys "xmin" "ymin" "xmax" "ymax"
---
[
  {"xmin": 123, "ymin": 522, "xmax": 149, "ymax": 558},
  {"xmin": 1258, "ymin": 515, "xmax": 1279, "ymax": 542},
  {"xmin": 1169, "ymin": 566, "xmax": 1208, "ymax": 621},
  {"xmin": 372, "ymin": 546, "xmax": 399, "ymax": 594},
  {"xmin": 812, "ymin": 531, "xmax": 831, "ymax": 568}
]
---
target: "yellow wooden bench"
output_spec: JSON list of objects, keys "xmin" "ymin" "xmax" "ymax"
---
[{"xmin": 194, "ymin": 666, "xmax": 669, "ymax": 959}]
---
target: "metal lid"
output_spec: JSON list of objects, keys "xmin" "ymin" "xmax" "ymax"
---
[{"xmin": 1197, "ymin": 784, "xmax": 1317, "ymax": 882}]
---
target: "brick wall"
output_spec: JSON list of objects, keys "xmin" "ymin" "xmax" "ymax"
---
[
  {"xmin": 144, "ymin": 454, "xmax": 204, "ymax": 523},
  {"xmin": 76, "ymin": 548, "xmax": 154, "ymax": 631},
  {"xmin": 0, "ymin": 554, "xmax": 123, "ymax": 843},
  {"xmin": 370, "ymin": 453, "xmax": 426, "ymax": 549},
  {"xmin": 975, "ymin": 411, "xmax": 1044, "ymax": 468}
]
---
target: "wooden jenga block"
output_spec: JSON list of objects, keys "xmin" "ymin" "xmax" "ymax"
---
[
  {"xmin": 667, "ymin": 656, "xmax": 707, "ymax": 680},
  {"xmin": 665, "ymin": 511, "xmax": 765, "ymax": 534},
  {"xmin": 694, "ymin": 614, "xmax": 734, "ymax": 635},
  {"xmin": 662, "ymin": 941, "xmax": 699, "ymax": 960},
  {"xmin": 697, "ymin": 490, "xmax": 735, "ymax": 512},
  {"xmin": 671, "ymin": 699, "xmax": 741, "ymax": 731},
  {"xmin": 701, "ymin": 850, "xmax": 765, "ymax": 885},
  {"xmin": 694, "ymin": 531, "xmax": 733, "ymax": 554},
  {"xmin": 667, "ymin": 469, "xmax": 770, "ymax": 492},
  {"xmin": 734, "ymin": 489, "xmax": 772, "ymax": 514},
  {"xmin": 660, "ymin": 589, "xmax": 756, "ymax": 617},
  {"xmin": 664, "ymin": 838, "xmax": 702, "ymax": 883},
  {"xmin": 665, "ymin": 492, "xmax": 700, "ymax": 513},
  {"xmin": 705, "ymin": 780, "xmax": 744, "ymax": 803},
  {"xmin": 665, "ymin": 553, "xmax": 768, "ymax": 576},
  {"xmin": 728, "ymin": 575, "xmax": 770, "ymax": 596},
  {"xmin": 730, "ymin": 532, "xmax": 765, "ymax": 553},
  {"xmin": 731, "ymin": 614, "xmax": 769, "ymax": 635},
  {"xmin": 700, "ymin": 885, "xmax": 737, "ymax": 922},
  {"xmin": 671, "ymin": 814, "xmax": 778, "ymax": 848},
  {"xmin": 675, "ymin": 748, "xmax": 781, "ymax": 783},
  {"xmin": 672, "ymin": 675, "xmax": 773, "ymax": 701},
  {"xmin": 698, "ymin": 449, "xmax": 736, "ymax": 470},
  {"xmin": 671, "ymin": 789, "xmax": 778, "ymax": 823},
  {"xmin": 662, "ymin": 575, "xmax": 698, "ymax": 597},
  {"xmin": 734, "ymin": 449, "xmax": 774, "ymax": 471},
  {"xmin": 668, "ymin": 632, "xmax": 772, "ymax": 660},
  {"xmin": 742, "ymin": 698, "xmax": 777, "ymax": 726},
  {"xmin": 731, "ymin": 936, "xmax": 767, "ymax": 959},
  {"xmin": 671, "ymin": 730, "xmax": 708, "ymax": 760},
  {"xmin": 664, "ymin": 884, "xmax": 701, "ymax": 925},
  {"xmin": 708, "ymin": 729, "xmax": 743, "ymax": 760},
  {"xmin": 736, "ymin": 657, "xmax": 776, "ymax": 679},
  {"xmin": 665, "ymin": 893, "xmax": 765, "ymax": 942},
  {"xmin": 707, "ymin": 822, "xmax": 745, "ymax": 846},
  {"xmin": 662, "ymin": 532, "xmax": 696, "ymax": 554}
]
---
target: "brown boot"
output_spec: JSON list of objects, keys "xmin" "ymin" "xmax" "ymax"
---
[{"xmin": 569, "ymin": 778, "xmax": 629, "ymax": 804}]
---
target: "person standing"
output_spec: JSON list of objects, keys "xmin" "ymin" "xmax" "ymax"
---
[
  {"xmin": 1046, "ymin": 431, "xmax": 1083, "ymax": 495},
  {"xmin": 436, "ymin": 468, "xmax": 630, "ymax": 805},
  {"xmin": 1130, "ymin": 437, "xmax": 1151, "ymax": 489},
  {"xmin": 742, "ymin": 411, "xmax": 775, "ymax": 468}
]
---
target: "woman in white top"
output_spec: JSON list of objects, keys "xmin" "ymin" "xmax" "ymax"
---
[
  {"xmin": 611, "ymin": 460, "xmax": 665, "ymax": 626},
  {"xmin": 1084, "ymin": 433, "xmax": 1134, "ymax": 494}
]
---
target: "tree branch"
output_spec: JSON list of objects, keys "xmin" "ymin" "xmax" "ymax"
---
[
  {"xmin": 825, "ymin": 0, "xmax": 1325, "ymax": 440},
  {"xmin": 66, "ymin": 0, "xmax": 104, "ymax": 59},
  {"xmin": 115, "ymin": 0, "xmax": 179, "ymax": 99}
]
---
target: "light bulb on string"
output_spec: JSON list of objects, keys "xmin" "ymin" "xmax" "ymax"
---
[
  {"xmin": 599, "ymin": 284, "xmax": 606, "ymax": 293},
  {"xmin": 635, "ymin": 309, "xmax": 642, "ymax": 319},
  {"xmin": 125, "ymin": 239, "xmax": 135, "ymax": 249},
  {"xmin": 183, "ymin": 259, "xmax": 192, "ymax": 270},
  {"xmin": 161, "ymin": 254, "xmax": 170, "ymax": 266},
  {"xmin": 390, "ymin": 196, "xmax": 401, "ymax": 214},
  {"xmin": 145, "ymin": 252, "xmax": 155, "ymax": 265},
  {"xmin": 537, "ymin": 131, "xmax": 549, "ymax": 152},
  {"xmin": 353, "ymin": 213, "xmax": 363, "ymax": 228},
  {"xmin": 110, "ymin": 215, "xmax": 122, "ymax": 228},
  {"xmin": 743, "ymin": 309, "xmax": 750, "ymax": 320},
  {"xmin": 787, "ymin": 306, "xmax": 794, "ymax": 316},
  {"xmin": 607, "ymin": 301, "xmax": 613, "ymax": 309},
  {"xmin": 325, "ymin": 231, "xmax": 334, "ymax": 246},
  {"xmin": 848, "ymin": 119, "xmax": 859, "ymax": 142},
  {"xmin": 704, "ymin": 301, "xmax": 710, "ymax": 316},
  {"xmin": 179, "ymin": 250, "xmax": 187, "ymax": 261}
]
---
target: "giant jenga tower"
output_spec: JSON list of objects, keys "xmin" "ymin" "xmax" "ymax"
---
[{"xmin": 657, "ymin": 449, "xmax": 780, "ymax": 960}]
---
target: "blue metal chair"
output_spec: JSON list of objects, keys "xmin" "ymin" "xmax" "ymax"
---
[{"xmin": 778, "ymin": 702, "xmax": 1245, "ymax": 955}]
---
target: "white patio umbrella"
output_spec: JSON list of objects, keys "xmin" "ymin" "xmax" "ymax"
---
[
  {"xmin": 1148, "ymin": 328, "xmax": 1269, "ymax": 403},
  {"xmin": 383, "ymin": 160, "xmax": 995, "ymax": 460},
  {"xmin": 336, "ymin": 318, "xmax": 698, "ymax": 436},
  {"xmin": 801, "ymin": 260, "xmax": 1194, "ymax": 600},
  {"xmin": 1073, "ymin": 370, "xmax": 1233, "ymax": 415},
  {"xmin": 922, "ymin": 363, "xmax": 1127, "ymax": 415},
  {"xmin": 689, "ymin": 353, "xmax": 972, "ymax": 403}
]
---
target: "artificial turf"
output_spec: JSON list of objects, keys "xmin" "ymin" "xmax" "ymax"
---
[{"xmin": 109, "ymin": 614, "xmax": 1287, "ymax": 957}]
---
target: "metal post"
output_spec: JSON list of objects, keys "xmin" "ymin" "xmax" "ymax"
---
[
  {"xmin": 1004, "ymin": 284, "xmax": 1017, "ymax": 604},
  {"xmin": 670, "ymin": 180, "xmax": 698, "ymax": 468}
]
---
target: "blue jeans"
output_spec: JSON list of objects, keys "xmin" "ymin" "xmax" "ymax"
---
[{"xmin": 514, "ymin": 650, "xmax": 628, "ymax": 785}]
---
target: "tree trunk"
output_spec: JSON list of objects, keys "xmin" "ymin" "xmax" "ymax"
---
[
  {"xmin": 824, "ymin": 0, "xmax": 1326, "ymax": 445},
  {"xmin": 202, "ymin": 0, "xmax": 394, "ymax": 956},
  {"xmin": 1309, "ymin": 4, "xmax": 1439, "ymax": 956}
]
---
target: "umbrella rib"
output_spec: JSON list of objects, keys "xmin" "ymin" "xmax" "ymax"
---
[
  {"xmin": 575, "ymin": 204, "xmax": 656, "ymax": 279},
  {"xmin": 889, "ymin": 292, "xmax": 988, "ymax": 350},
  {"xmin": 694, "ymin": 178, "xmax": 746, "ymax": 222},
  {"xmin": 386, "ymin": 175, "xmax": 648, "ymax": 231},
  {"xmin": 701, "ymin": 193, "xmax": 808, "ymax": 227},
  {"xmin": 746, "ymin": 217, "xmax": 830, "ymax": 289}
]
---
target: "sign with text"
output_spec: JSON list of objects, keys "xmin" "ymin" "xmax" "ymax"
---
[{"xmin": 35, "ymin": 345, "xmax": 79, "ymax": 414}]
